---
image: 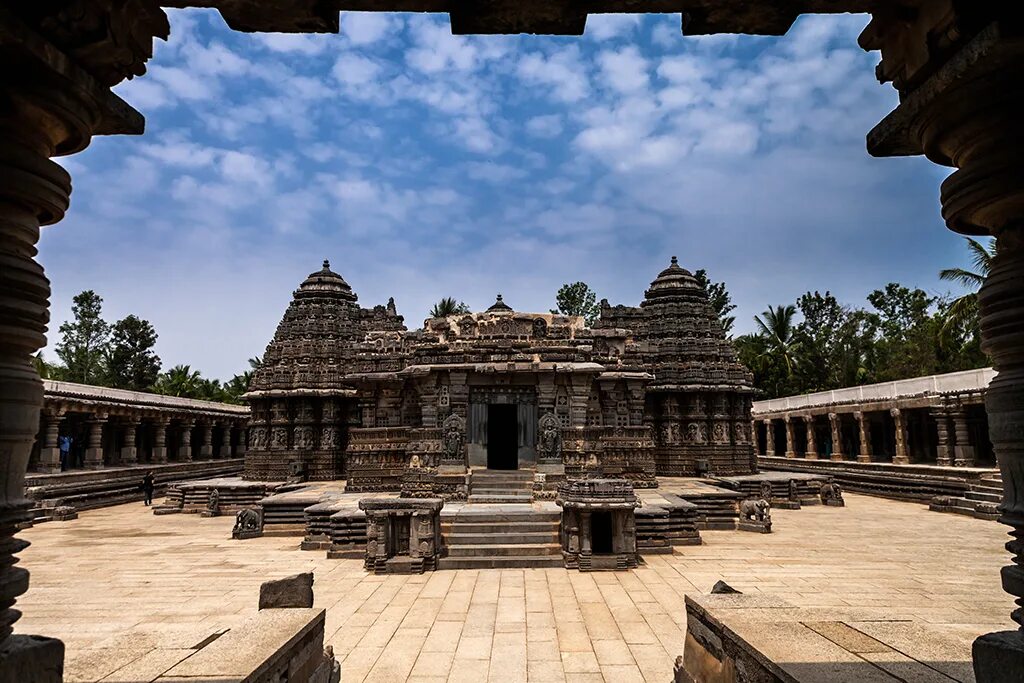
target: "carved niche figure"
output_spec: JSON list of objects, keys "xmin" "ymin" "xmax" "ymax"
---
[
  {"xmin": 271, "ymin": 427, "xmax": 289, "ymax": 449},
  {"xmin": 250, "ymin": 427, "xmax": 268, "ymax": 451},
  {"xmin": 294, "ymin": 425, "xmax": 314, "ymax": 450},
  {"xmin": 442, "ymin": 413, "xmax": 465, "ymax": 463},
  {"xmin": 739, "ymin": 498, "xmax": 771, "ymax": 523},
  {"xmin": 321, "ymin": 426, "xmax": 338, "ymax": 449},
  {"xmin": 788, "ymin": 479, "xmax": 800, "ymax": 502},
  {"xmin": 206, "ymin": 489, "xmax": 220, "ymax": 517},
  {"xmin": 759, "ymin": 481, "xmax": 773, "ymax": 501},
  {"xmin": 538, "ymin": 413, "xmax": 563, "ymax": 462},
  {"xmin": 533, "ymin": 318, "xmax": 548, "ymax": 338}
]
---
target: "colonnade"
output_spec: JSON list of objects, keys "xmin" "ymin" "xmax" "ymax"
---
[
  {"xmin": 753, "ymin": 402, "xmax": 986, "ymax": 467},
  {"xmin": 34, "ymin": 408, "xmax": 248, "ymax": 473}
]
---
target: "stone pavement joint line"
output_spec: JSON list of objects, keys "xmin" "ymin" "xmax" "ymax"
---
[{"xmin": 13, "ymin": 493, "xmax": 1011, "ymax": 682}]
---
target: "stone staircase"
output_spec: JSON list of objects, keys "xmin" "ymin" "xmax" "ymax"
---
[
  {"xmin": 930, "ymin": 472, "xmax": 1002, "ymax": 521},
  {"xmin": 438, "ymin": 468, "xmax": 562, "ymax": 569},
  {"xmin": 439, "ymin": 507, "xmax": 563, "ymax": 569},
  {"xmin": 467, "ymin": 469, "xmax": 534, "ymax": 504}
]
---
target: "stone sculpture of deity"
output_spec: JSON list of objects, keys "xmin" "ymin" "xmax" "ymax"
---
[
  {"xmin": 442, "ymin": 413, "xmax": 465, "ymax": 463},
  {"xmin": 538, "ymin": 413, "xmax": 562, "ymax": 462}
]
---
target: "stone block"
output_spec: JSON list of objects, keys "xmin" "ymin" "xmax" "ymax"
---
[
  {"xmin": 737, "ymin": 519, "xmax": 772, "ymax": 533},
  {"xmin": 0, "ymin": 634, "xmax": 64, "ymax": 683},
  {"xmin": 259, "ymin": 572, "xmax": 314, "ymax": 609}
]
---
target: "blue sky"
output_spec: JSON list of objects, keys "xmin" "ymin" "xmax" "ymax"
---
[{"xmin": 43, "ymin": 10, "xmax": 969, "ymax": 380}]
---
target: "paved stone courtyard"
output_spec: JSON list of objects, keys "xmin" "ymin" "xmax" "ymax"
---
[{"xmin": 15, "ymin": 493, "xmax": 1011, "ymax": 682}]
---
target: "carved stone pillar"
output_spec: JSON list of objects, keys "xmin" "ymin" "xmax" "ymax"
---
[
  {"xmin": 178, "ymin": 420, "xmax": 194, "ymax": 462},
  {"xmin": 84, "ymin": 415, "xmax": 107, "ymax": 468},
  {"xmin": 783, "ymin": 416, "xmax": 796, "ymax": 458},
  {"xmin": 932, "ymin": 407, "xmax": 953, "ymax": 466},
  {"xmin": 890, "ymin": 409, "xmax": 909, "ymax": 465},
  {"xmin": 236, "ymin": 424, "xmax": 247, "ymax": 456},
  {"xmin": 950, "ymin": 409, "xmax": 976, "ymax": 467},
  {"xmin": 569, "ymin": 381, "xmax": 590, "ymax": 428},
  {"xmin": 220, "ymin": 423, "xmax": 232, "ymax": 458},
  {"xmin": 751, "ymin": 420, "xmax": 760, "ymax": 456},
  {"xmin": 199, "ymin": 421, "xmax": 213, "ymax": 459},
  {"xmin": 152, "ymin": 418, "xmax": 169, "ymax": 463},
  {"xmin": 37, "ymin": 409, "xmax": 64, "ymax": 473},
  {"xmin": 828, "ymin": 413, "xmax": 844, "ymax": 461},
  {"xmin": 763, "ymin": 419, "xmax": 775, "ymax": 457},
  {"xmin": 855, "ymin": 411, "xmax": 872, "ymax": 463},
  {"xmin": 804, "ymin": 416, "xmax": 818, "ymax": 460},
  {"xmin": 121, "ymin": 419, "xmax": 139, "ymax": 466}
]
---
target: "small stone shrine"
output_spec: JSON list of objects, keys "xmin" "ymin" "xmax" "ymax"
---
[
  {"xmin": 359, "ymin": 497, "xmax": 444, "ymax": 574},
  {"xmin": 819, "ymin": 482, "xmax": 845, "ymax": 507},
  {"xmin": 556, "ymin": 479, "xmax": 640, "ymax": 571}
]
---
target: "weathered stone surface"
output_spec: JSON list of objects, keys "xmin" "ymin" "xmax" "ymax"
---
[
  {"xmin": 711, "ymin": 581, "xmax": 741, "ymax": 595},
  {"xmin": 0, "ymin": 634, "xmax": 63, "ymax": 683},
  {"xmin": 258, "ymin": 572, "xmax": 314, "ymax": 609}
]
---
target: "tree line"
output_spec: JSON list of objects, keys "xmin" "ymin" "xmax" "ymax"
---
[
  {"xmin": 35, "ymin": 290, "xmax": 256, "ymax": 404},
  {"xmin": 732, "ymin": 238, "xmax": 992, "ymax": 399}
]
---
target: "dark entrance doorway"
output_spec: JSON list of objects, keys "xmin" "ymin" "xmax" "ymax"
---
[
  {"xmin": 487, "ymin": 404, "xmax": 518, "ymax": 470},
  {"xmin": 591, "ymin": 511, "xmax": 613, "ymax": 554}
]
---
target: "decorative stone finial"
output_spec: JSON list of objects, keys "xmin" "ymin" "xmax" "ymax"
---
[
  {"xmin": 670, "ymin": 256, "xmax": 678, "ymax": 266},
  {"xmin": 322, "ymin": 259, "xmax": 331, "ymax": 270},
  {"xmin": 496, "ymin": 294, "xmax": 503, "ymax": 301}
]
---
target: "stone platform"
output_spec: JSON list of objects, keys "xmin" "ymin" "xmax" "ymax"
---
[
  {"xmin": 25, "ymin": 459, "xmax": 245, "ymax": 523},
  {"xmin": 13, "ymin": 492, "xmax": 1009, "ymax": 682}
]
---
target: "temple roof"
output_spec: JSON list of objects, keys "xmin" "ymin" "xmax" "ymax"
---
[
  {"xmin": 486, "ymin": 294, "xmax": 513, "ymax": 312},
  {"xmin": 295, "ymin": 259, "xmax": 357, "ymax": 302}
]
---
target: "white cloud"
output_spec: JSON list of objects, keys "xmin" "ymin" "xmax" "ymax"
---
[
  {"xmin": 597, "ymin": 47, "xmax": 650, "ymax": 93},
  {"xmin": 406, "ymin": 19, "xmax": 478, "ymax": 73},
  {"xmin": 465, "ymin": 162, "xmax": 528, "ymax": 183},
  {"xmin": 516, "ymin": 47, "xmax": 589, "ymax": 102},
  {"xmin": 344, "ymin": 13, "xmax": 399, "ymax": 45},
  {"xmin": 585, "ymin": 14, "xmax": 641, "ymax": 41},
  {"xmin": 526, "ymin": 114, "xmax": 563, "ymax": 138},
  {"xmin": 256, "ymin": 33, "xmax": 328, "ymax": 55},
  {"xmin": 332, "ymin": 54, "xmax": 383, "ymax": 87}
]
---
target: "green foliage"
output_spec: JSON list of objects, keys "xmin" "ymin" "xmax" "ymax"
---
[
  {"xmin": 694, "ymin": 270, "xmax": 736, "ymax": 335},
  {"xmin": 56, "ymin": 290, "xmax": 111, "ymax": 384},
  {"xmin": 153, "ymin": 364, "xmax": 203, "ymax": 397},
  {"xmin": 551, "ymin": 282, "xmax": 600, "ymax": 325},
  {"xmin": 430, "ymin": 297, "xmax": 470, "ymax": 318},
  {"xmin": 104, "ymin": 315, "xmax": 161, "ymax": 391},
  {"xmin": 738, "ymin": 241, "xmax": 992, "ymax": 399}
]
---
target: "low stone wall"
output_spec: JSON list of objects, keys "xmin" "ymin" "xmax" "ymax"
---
[
  {"xmin": 636, "ymin": 494, "xmax": 702, "ymax": 553},
  {"xmin": 25, "ymin": 459, "xmax": 244, "ymax": 522},
  {"xmin": 758, "ymin": 456, "xmax": 990, "ymax": 503}
]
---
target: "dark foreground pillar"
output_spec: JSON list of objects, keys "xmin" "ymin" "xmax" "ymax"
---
[
  {"xmin": 0, "ymin": 5, "xmax": 166, "ymax": 679},
  {"xmin": 862, "ymin": 9, "xmax": 1024, "ymax": 678}
]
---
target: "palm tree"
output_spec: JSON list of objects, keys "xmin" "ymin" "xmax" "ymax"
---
[
  {"xmin": 153, "ymin": 364, "xmax": 203, "ymax": 397},
  {"xmin": 754, "ymin": 304, "xmax": 799, "ymax": 376},
  {"xmin": 247, "ymin": 356, "xmax": 263, "ymax": 370},
  {"xmin": 430, "ymin": 297, "xmax": 470, "ymax": 318},
  {"xmin": 938, "ymin": 237, "xmax": 994, "ymax": 349}
]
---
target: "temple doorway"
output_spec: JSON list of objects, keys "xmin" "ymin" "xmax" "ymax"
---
[{"xmin": 487, "ymin": 404, "xmax": 518, "ymax": 470}]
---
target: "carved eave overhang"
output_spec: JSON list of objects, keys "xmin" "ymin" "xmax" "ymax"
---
[
  {"xmin": 242, "ymin": 388, "xmax": 359, "ymax": 399},
  {"xmin": 164, "ymin": 0, "xmax": 880, "ymax": 36},
  {"xmin": 647, "ymin": 383, "xmax": 755, "ymax": 393},
  {"xmin": 0, "ymin": 6, "xmax": 148, "ymax": 143},
  {"xmin": 596, "ymin": 371, "xmax": 653, "ymax": 382},
  {"xmin": 398, "ymin": 361, "xmax": 606, "ymax": 376}
]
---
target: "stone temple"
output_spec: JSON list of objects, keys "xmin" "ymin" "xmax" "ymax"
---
[{"xmin": 242, "ymin": 257, "xmax": 756, "ymax": 496}]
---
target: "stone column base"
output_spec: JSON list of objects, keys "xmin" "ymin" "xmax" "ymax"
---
[
  {"xmin": 200, "ymin": 446, "xmax": 213, "ymax": 459},
  {"xmin": 37, "ymin": 448, "xmax": 61, "ymax": 473},
  {"xmin": 857, "ymin": 453, "xmax": 871, "ymax": 463},
  {"xmin": 805, "ymin": 452, "xmax": 818, "ymax": 460},
  {"xmin": 893, "ymin": 456, "xmax": 910, "ymax": 465},
  {"xmin": 84, "ymin": 449, "xmax": 104, "ymax": 468},
  {"xmin": 120, "ymin": 447, "xmax": 137, "ymax": 465},
  {"xmin": 0, "ymin": 634, "xmax": 64, "ymax": 683},
  {"xmin": 974, "ymin": 631, "xmax": 1024, "ymax": 683},
  {"xmin": 831, "ymin": 453, "xmax": 844, "ymax": 462},
  {"xmin": 151, "ymin": 447, "xmax": 167, "ymax": 463}
]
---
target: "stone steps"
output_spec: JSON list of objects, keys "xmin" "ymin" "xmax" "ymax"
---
[
  {"xmin": 438, "ymin": 555, "xmax": 564, "ymax": 569},
  {"xmin": 441, "ymin": 505, "xmax": 561, "ymax": 569},
  {"xmin": 446, "ymin": 532, "xmax": 559, "ymax": 545},
  {"xmin": 965, "ymin": 490, "xmax": 1002, "ymax": 503},
  {"xmin": 467, "ymin": 494, "xmax": 533, "ymax": 504}
]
